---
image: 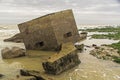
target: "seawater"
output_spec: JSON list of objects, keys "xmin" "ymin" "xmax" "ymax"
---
[{"xmin": 0, "ymin": 25, "xmax": 120, "ymax": 80}]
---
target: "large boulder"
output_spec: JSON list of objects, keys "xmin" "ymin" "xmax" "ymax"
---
[
  {"xmin": 1, "ymin": 47, "xmax": 11, "ymax": 58},
  {"xmin": 4, "ymin": 33, "xmax": 23, "ymax": 43},
  {"xmin": 1, "ymin": 47, "xmax": 26, "ymax": 59}
]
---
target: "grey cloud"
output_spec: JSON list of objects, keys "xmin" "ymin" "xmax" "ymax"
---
[
  {"xmin": 0, "ymin": 0, "xmax": 120, "ymax": 24},
  {"xmin": 117, "ymin": 0, "xmax": 120, "ymax": 3}
]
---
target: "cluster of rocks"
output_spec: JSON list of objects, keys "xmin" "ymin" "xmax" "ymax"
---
[
  {"xmin": 4, "ymin": 33, "xmax": 23, "ymax": 43},
  {"xmin": 90, "ymin": 46, "xmax": 120, "ymax": 60},
  {"xmin": 1, "ymin": 47, "xmax": 26, "ymax": 59}
]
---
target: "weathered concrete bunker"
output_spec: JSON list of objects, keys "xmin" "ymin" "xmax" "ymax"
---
[
  {"xmin": 18, "ymin": 9, "xmax": 81, "ymax": 75},
  {"xmin": 18, "ymin": 9, "xmax": 80, "ymax": 50},
  {"xmin": 42, "ymin": 43, "xmax": 81, "ymax": 75}
]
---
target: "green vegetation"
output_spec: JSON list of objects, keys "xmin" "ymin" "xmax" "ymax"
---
[
  {"xmin": 113, "ymin": 58, "xmax": 120, "ymax": 64},
  {"xmin": 112, "ymin": 56, "xmax": 120, "ymax": 64},
  {"xmin": 92, "ymin": 32, "xmax": 120, "ymax": 40},
  {"xmin": 81, "ymin": 26, "xmax": 120, "ymax": 64},
  {"xmin": 79, "ymin": 26, "xmax": 120, "ymax": 40},
  {"xmin": 79, "ymin": 26, "xmax": 120, "ymax": 32},
  {"xmin": 108, "ymin": 42, "xmax": 120, "ymax": 64},
  {"xmin": 109, "ymin": 41, "xmax": 120, "ymax": 54}
]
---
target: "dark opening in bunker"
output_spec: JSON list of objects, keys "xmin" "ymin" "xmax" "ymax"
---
[
  {"xmin": 64, "ymin": 32, "xmax": 72, "ymax": 38},
  {"xmin": 35, "ymin": 41, "xmax": 44, "ymax": 47}
]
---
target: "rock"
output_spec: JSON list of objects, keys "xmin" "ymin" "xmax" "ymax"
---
[
  {"xmin": 0, "ymin": 74, "xmax": 4, "ymax": 78},
  {"xmin": 42, "ymin": 43, "xmax": 81, "ymax": 75},
  {"xmin": 92, "ymin": 44, "xmax": 97, "ymax": 47},
  {"xmin": 11, "ymin": 47, "xmax": 26, "ymax": 56},
  {"xmin": 74, "ymin": 43, "xmax": 84, "ymax": 51},
  {"xmin": 4, "ymin": 33, "xmax": 23, "ymax": 43},
  {"xmin": 94, "ymin": 46, "xmax": 100, "ymax": 49},
  {"xmin": 80, "ymin": 31, "xmax": 87, "ymax": 39},
  {"xmin": 1, "ymin": 47, "xmax": 12, "ymax": 58},
  {"xmin": 1, "ymin": 47, "xmax": 25, "ymax": 59},
  {"xmin": 20, "ymin": 69, "xmax": 40, "ymax": 76},
  {"xmin": 20, "ymin": 69, "xmax": 45, "ymax": 80}
]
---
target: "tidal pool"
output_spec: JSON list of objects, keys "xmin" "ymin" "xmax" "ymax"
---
[{"xmin": 0, "ymin": 25, "xmax": 120, "ymax": 80}]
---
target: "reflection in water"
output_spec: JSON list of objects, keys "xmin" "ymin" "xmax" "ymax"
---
[{"xmin": 0, "ymin": 25, "xmax": 120, "ymax": 80}]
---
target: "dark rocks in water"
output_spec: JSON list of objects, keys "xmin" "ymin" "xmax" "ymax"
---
[
  {"xmin": 20, "ymin": 69, "xmax": 45, "ymax": 80},
  {"xmin": 94, "ymin": 46, "xmax": 100, "ymax": 49},
  {"xmin": 74, "ymin": 43, "xmax": 84, "ymax": 51},
  {"xmin": 4, "ymin": 33, "xmax": 23, "ymax": 43},
  {"xmin": 92, "ymin": 44, "xmax": 97, "ymax": 47},
  {"xmin": 0, "ymin": 74, "xmax": 4, "ymax": 78},
  {"xmin": 1, "ymin": 47, "xmax": 26, "ymax": 59},
  {"xmin": 92, "ymin": 44, "xmax": 100, "ymax": 49},
  {"xmin": 20, "ymin": 69, "xmax": 40, "ymax": 76},
  {"xmin": 42, "ymin": 43, "xmax": 81, "ymax": 75},
  {"xmin": 80, "ymin": 31, "xmax": 88, "ymax": 34}
]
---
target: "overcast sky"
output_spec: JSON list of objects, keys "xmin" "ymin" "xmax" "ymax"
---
[{"xmin": 0, "ymin": 0, "xmax": 120, "ymax": 25}]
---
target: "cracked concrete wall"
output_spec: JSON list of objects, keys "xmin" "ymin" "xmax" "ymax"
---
[{"xmin": 18, "ymin": 9, "xmax": 80, "ymax": 50}]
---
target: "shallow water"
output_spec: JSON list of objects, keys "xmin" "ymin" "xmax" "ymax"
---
[{"xmin": 0, "ymin": 25, "xmax": 120, "ymax": 80}]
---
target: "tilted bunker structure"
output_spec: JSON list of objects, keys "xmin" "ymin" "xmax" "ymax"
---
[
  {"xmin": 18, "ymin": 9, "xmax": 80, "ymax": 50},
  {"xmin": 42, "ymin": 43, "xmax": 81, "ymax": 75}
]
